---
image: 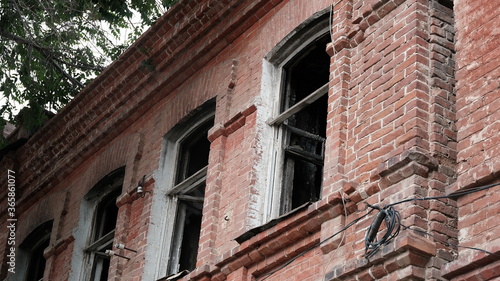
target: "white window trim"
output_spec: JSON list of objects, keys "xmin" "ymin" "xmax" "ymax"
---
[
  {"xmin": 68, "ymin": 169, "xmax": 124, "ymax": 281},
  {"xmin": 145, "ymin": 105, "xmax": 215, "ymax": 280},
  {"xmin": 256, "ymin": 9, "xmax": 331, "ymax": 222}
]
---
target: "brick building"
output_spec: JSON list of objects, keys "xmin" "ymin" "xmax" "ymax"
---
[{"xmin": 1, "ymin": 0, "xmax": 499, "ymax": 280}]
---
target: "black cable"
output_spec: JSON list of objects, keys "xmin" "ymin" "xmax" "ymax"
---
[
  {"xmin": 259, "ymin": 182, "xmax": 499, "ymax": 280},
  {"xmin": 362, "ymin": 181, "xmax": 500, "ymax": 259},
  {"xmin": 386, "ymin": 182, "xmax": 500, "ymax": 207},
  {"xmin": 259, "ymin": 208, "xmax": 375, "ymax": 281},
  {"xmin": 400, "ymin": 223, "xmax": 500, "ymax": 258},
  {"xmin": 364, "ymin": 205, "xmax": 401, "ymax": 259}
]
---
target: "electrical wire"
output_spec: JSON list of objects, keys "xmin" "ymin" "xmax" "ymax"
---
[
  {"xmin": 322, "ymin": 191, "xmax": 349, "ymax": 277},
  {"xmin": 386, "ymin": 182, "xmax": 500, "ymax": 207},
  {"xmin": 400, "ymin": 223, "xmax": 500, "ymax": 258},
  {"xmin": 363, "ymin": 205, "xmax": 401, "ymax": 259},
  {"xmin": 259, "ymin": 208, "xmax": 375, "ymax": 281},
  {"xmin": 258, "ymin": 182, "xmax": 499, "ymax": 280},
  {"xmin": 363, "ymin": 182, "xmax": 500, "ymax": 259}
]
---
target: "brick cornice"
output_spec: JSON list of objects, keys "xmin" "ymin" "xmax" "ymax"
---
[{"xmin": 8, "ymin": 0, "xmax": 284, "ymax": 203}]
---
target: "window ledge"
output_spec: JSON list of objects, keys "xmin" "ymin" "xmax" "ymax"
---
[
  {"xmin": 234, "ymin": 202, "xmax": 311, "ymax": 244},
  {"xmin": 207, "ymin": 192, "xmax": 345, "ymax": 278},
  {"xmin": 157, "ymin": 270, "xmax": 189, "ymax": 281}
]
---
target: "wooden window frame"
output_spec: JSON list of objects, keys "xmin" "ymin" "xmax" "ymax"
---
[
  {"xmin": 268, "ymin": 32, "xmax": 330, "ymax": 217},
  {"xmin": 83, "ymin": 169, "xmax": 124, "ymax": 281},
  {"xmin": 163, "ymin": 111, "xmax": 214, "ymax": 277}
]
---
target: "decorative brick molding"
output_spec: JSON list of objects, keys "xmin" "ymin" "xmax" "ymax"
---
[
  {"xmin": 331, "ymin": 0, "xmax": 408, "ymax": 53},
  {"xmin": 178, "ymin": 192, "xmax": 346, "ymax": 281},
  {"xmin": 325, "ymin": 232, "xmax": 436, "ymax": 281},
  {"xmin": 442, "ymin": 245, "xmax": 500, "ymax": 280},
  {"xmin": 376, "ymin": 149, "xmax": 439, "ymax": 183},
  {"xmin": 45, "ymin": 235, "xmax": 75, "ymax": 259},
  {"xmin": 208, "ymin": 105, "xmax": 257, "ymax": 142}
]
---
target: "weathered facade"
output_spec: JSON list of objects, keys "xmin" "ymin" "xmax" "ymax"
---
[{"xmin": 1, "ymin": 0, "xmax": 499, "ymax": 280}]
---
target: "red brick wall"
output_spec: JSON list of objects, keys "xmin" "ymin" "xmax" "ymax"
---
[
  {"xmin": 454, "ymin": 0, "xmax": 500, "ymax": 190},
  {"xmin": 442, "ymin": 0, "xmax": 500, "ymax": 279},
  {"xmin": 0, "ymin": 0, "xmax": 498, "ymax": 280}
]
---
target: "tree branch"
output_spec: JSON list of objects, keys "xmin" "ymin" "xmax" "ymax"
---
[
  {"xmin": 51, "ymin": 55, "xmax": 105, "ymax": 72},
  {"xmin": 0, "ymin": 30, "xmax": 85, "ymax": 89}
]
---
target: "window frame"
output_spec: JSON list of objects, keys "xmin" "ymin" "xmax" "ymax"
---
[
  {"xmin": 146, "ymin": 102, "xmax": 215, "ymax": 280},
  {"xmin": 166, "ymin": 117, "xmax": 213, "ymax": 275},
  {"xmin": 14, "ymin": 220, "xmax": 53, "ymax": 281},
  {"xmin": 262, "ymin": 11, "xmax": 331, "ymax": 220},
  {"xmin": 85, "ymin": 185, "xmax": 122, "ymax": 281},
  {"xmin": 69, "ymin": 167, "xmax": 125, "ymax": 281}
]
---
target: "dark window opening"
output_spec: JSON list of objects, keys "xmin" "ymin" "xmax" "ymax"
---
[
  {"xmin": 281, "ymin": 35, "xmax": 330, "ymax": 111},
  {"xmin": 279, "ymin": 34, "xmax": 330, "ymax": 215},
  {"xmin": 437, "ymin": 0, "xmax": 453, "ymax": 9},
  {"xmin": 169, "ymin": 116, "xmax": 213, "ymax": 275},
  {"xmin": 177, "ymin": 191, "xmax": 203, "ymax": 271},
  {"xmin": 22, "ymin": 220, "xmax": 53, "ymax": 281},
  {"xmin": 86, "ymin": 168, "xmax": 124, "ymax": 281},
  {"xmin": 93, "ymin": 188, "xmax": 121, "ymax": 242},
  {"xmin": 26, "ymin": 238, "xmax": 49, "ymax": 281},
  {"xmin": 176, "ymin": 120, "xmax": 213, "ymax": 183}
]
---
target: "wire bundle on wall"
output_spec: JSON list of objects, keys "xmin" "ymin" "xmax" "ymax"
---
[
  {"xmin": 257, "ymin": 182, "xmax": 500, "ymax": 281},
  {"xmin": 363, "ymin": 205, "xmax": 401, "ymax": 259}
]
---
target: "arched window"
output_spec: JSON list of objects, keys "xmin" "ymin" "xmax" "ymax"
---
[
  {"xmin": 146, "ymin": 100, "xmax": 215, "ymax": 279},
  {"xmin": 17, "ymin": 220, "xmax": 53, "ymax": 281},
  {"xmin": 69, "ymin": 167, "xmax": 124, "ymax": 281},
  {"xmin": 262, "ymin": 9, "xmax": 331, "ymax": 219}
]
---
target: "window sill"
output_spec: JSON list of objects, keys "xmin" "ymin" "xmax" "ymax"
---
[
  {"xmin": 214, "ymin": 193, "xmax": 345, "ymax": 272},
  {"xmin": 234, "ymin": 202, "xmax": 311, "ymax": 244},
  {"xmin": 166, "ymin": 193, "xmax": 345, "ymax": 281},
  {"xmin": 157, "ymin": 270, "xmax": 189, "ymax": 281}
]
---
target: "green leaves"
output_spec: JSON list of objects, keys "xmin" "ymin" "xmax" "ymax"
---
[{"xmin": 0, "ymin": 0, "xmax": 179, "ymax": 144}]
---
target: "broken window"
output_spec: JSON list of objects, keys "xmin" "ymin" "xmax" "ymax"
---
[
  {"xmin": 18, "ymin": 220, "xmax": 53, "ymax": 281},
  {"xmin": 84, "ymin": 169, "xmax": 124, "ymax": 281},
  {"xmin": 166, "ymin": 116, "xmax": 213, "ymax": 275},
  {"xmin": 268, "ymin": 33, "xmax": 330, "ymax": 215}
]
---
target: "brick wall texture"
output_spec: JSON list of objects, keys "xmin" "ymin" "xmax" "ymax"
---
[{"xmin": 0, "ymin": 0, "xmax": 498, "ymax": 280}]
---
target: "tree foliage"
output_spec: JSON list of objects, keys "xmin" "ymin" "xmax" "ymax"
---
[{"xmin": 0, "ymin": 0, "xmax": 178, "ymax": 142}]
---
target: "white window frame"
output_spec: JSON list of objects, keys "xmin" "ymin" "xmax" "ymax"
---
[
  {"xmin": 68, "ymin": 168, "xmax": 124, "ymax": 281},
  {"xmin": 258, "ymin": 9, "xmax": 331, "ymax": 221},
  {"xmin": 145, "ymin": 104, "xmax": 215, "ymax": 280},
  {"xmin": 85, "ymin": 187, "xmax": 121, "ymax": 281}
]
